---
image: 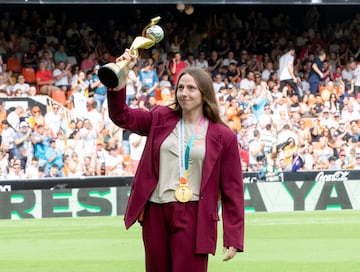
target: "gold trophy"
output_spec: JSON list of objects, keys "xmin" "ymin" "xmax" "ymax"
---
[{"xmin": 98, "ymin": 16, "xmax": 164, "ymax": 89}]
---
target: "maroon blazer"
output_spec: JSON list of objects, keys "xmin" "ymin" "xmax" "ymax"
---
[{"xmin": 107, "ymin": 89, "xmax": 244, "ymax": 255}]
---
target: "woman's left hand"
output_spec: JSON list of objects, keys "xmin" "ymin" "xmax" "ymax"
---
[{"xmin": 222, "ymin": 246, "xmax": 237, "ymax": 261}]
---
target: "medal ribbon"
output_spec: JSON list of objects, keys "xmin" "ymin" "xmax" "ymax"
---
[{"xmin": 178, "ymin": 117, "xmax": 205, "ymax": 185}]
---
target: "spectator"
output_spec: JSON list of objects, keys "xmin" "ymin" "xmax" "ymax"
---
[
  {"xmin": 226, "ymin": 63, "xmax": 241, "ymax": 86},
  {"xmin": 0, "ymin": 74, "xmax": 10, "ymax": 94},
  {"xmin": 44, "ymin": 103, "xmax": 61, "ymax": 138},
  {"xmin": 71, "ymin": 69, "xmax": 89, "ymax": 96},
  {"xmin": 69, "ymin": 85, "xmax": 88, "ymax": 120},
  {"xmin": 86, "ymin": 100, "xmax": 104, "ymax": 137},
  {"xmin": 80, "ymin": 118, "xmax": 97, "ymax": 155},
  {"xmin": 0, "ymin": 101, "xmax": 7, "ymax": 141},
  {"xmin": 67, "ymin": 129, "xmax": 85, "ymax": 161},
  {"xmin": 53, "ymin": 61, "xmax": 72, "ymax": 95},
  {"xmin": 14, "ymin": 121, "xmax": 32, "ymax": 170},
  {"xmin": 212, "ymin": 73, "xmax": 226, "ymax": 94},
  {"xmin": 81, "ymin": 155, "xmax": 95, "ymax": 176},
  {"xmin": 125, "ymin": 64, "xmax": 139, "ymax": 105},
  {"xmin": 184, "ymin": 52, "xmax": 196, "ymax": 67},
  {"xmin": 262, "ymin": 61, "xmax": 274, "ymax": 81},
  {"xmin": 25, "ymin": 156, "xmax": 40, "ymax": 179},
  {"xmin": 45, "ymin": 163, "xmax": 61, "ymax": 178},
  {"xmin": 30, "ymin": 124, "xmax": 51, "ymax": 169},
  {"xmin": 39, "ymin": 49, "xmax": 55, "ymax": 71},
  {"xmin": 94, "ymin": 139, "xmax": 107, "ymax": 176},
  {"xmin": 80, "ymin": 51, "xmax": 99, "ymax": 73},
  {"xmin": 53, "ymin": 44, "xmax": 68, "ymax": 64},
  {"xmin": 7, "ymin": 106, "xmax": 25, "ymax": 132},
  {"xmin": 7, "ymin": 161, "xmax": 25, "ymax": 179},
  {"xmin": 308, "ymin": 50, "xmax": 327, "ymax": 95},
  {"xmin": 249, "ymin": 129, "xmax": 265, "ymax": 171},
  {"xmin": 36, "ymin": 60, "xmax": 59, "ymax": 96},
  {"xmin": 45, "ymin": 138, "xmax": 64, "ymax": 176},
  {"xmin": 105, "ymin": 146, "xmax": 124, "ymax": 176},
  {"xmin": 22, "ymin": 41, "xmax": 38, "ymax": 70},
  {"xmin": 279, "ymin": 47, "xmax": 300, "ymax": 98},
  {"xmin": 67, "ymin": 151, "xmax": 83, "ymax": 177},
  {"xmin": 335, "ymin": 149, "xmax": 350, "ymax": 169},
  {"xmin": 194, "ymin": 51, "xmax": 208, "ymax": 70},
  {"xmin": 342, "ymin": 101, "xmax": 360, "ymax": 123},
  {"xmin": 138, "ymin": 59, "xmax": 159, "ymax": 105},
  {"xmin": 90, "ymin": 65, "xmax": 107, "ymax": 112},
  {"xmin": 207, "ymin": 50, "xmax": 222, "ymax": 77},
  {"xmin": 0, "ymin": 148, "xmax": 9, "ymax": 178},
  {"xmin": 354, "ymin": 153, "xmax": 360, "ymax": 169},
  {"xmin": 10, "ymin": 74, "xmax": 30, "ymax": 96},
  {"xmin": 322, "ymin": 84, "xmax": 341, "ymax": 112},
  {"xmin": 251, "ymin": 84, "xmax": 273, "ymax": 121},
  {"xmin": 239, "ymin": 71, "xmax": 256, "ymax": 94}
]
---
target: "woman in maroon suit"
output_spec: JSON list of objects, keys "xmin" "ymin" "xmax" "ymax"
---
[{"xmin": 107, "ymin": 49, "xmax": 244, "ymax": 272}]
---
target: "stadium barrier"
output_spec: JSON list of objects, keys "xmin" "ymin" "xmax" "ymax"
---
[{"xmin": 0, "ymin": 171, "xmax": 359, "ymax": 219}]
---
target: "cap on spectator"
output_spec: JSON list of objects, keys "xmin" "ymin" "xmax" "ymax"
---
[
  {"xmin": 333, "ymin": 131, "xmax": 339, "ymax": 136},
  {"xmin": 228, "ymin": 83, "xmax": 233, "ymax": 89},
  {"xmin": 20, "ymin": 121, "xmax": 28, "ymax": 128},
  {"xmin": 219, "ymin": 86, "xmax": 226, "ymax": 92},
  {"xmin": 356, "ymin": 153, "xmax": 360, "ymax": 159},
  {"xmin": 1, "ymin": 119, "xmax": 9, "ymax": 125},
  {"xmin": 323, "ymin": 107, "xmax": 329, "ymax": 113},
  {"xmin": 339, "ymin": 119, "xmax": 346, "ymax": 124},
  {"xmin": 334, "ymin": 112, "xmax": 341, "ymax": 117},
  {"xmin": 94, "ymin": 65, "xmax": 100, "ymax": 70}
]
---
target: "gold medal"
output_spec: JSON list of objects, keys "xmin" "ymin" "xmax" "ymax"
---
[{"xmin": 175, "ymin": 184, "xmax": 193, "ymax": 203}]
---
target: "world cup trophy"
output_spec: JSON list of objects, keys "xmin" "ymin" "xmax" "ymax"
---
[{"xmin": 98, "ymin": 16, "xmax": 164, "ymax": 89}]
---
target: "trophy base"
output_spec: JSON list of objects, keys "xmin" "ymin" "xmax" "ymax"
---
[{"xmin": 98, "ymin": 64, "xmax": 123, "ymax": 89}]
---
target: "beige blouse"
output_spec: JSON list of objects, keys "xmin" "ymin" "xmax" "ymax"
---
[{"xmin": 149, "ymin": 119, "xmax": 208, "ymax": 203}]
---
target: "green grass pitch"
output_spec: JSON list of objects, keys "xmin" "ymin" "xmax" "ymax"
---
[{"xmin": 1, "ymin": 210, "xmax": 359, "ymax": 272}]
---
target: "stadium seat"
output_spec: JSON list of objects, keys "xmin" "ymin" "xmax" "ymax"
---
[
  {"xmin": 6, "ymin": 57, "xmax": 22, "ymax": 73},
  {"xmin": 22, "ymin": 67, "xmax": 37, "ymax": 84},
  {"xmin": 51, "ymin": 89, "xmax": 66, "ymax": 105}
]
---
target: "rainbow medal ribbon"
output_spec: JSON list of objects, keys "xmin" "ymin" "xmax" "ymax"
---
[{"xmin": 175, "ymin": 117, "xmax": 205, "ymax": 202}]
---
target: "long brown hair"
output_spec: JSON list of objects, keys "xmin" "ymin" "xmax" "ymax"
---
[{"xmin": 171, "ymin": 67, "xmax": 225, "ymax": 125}]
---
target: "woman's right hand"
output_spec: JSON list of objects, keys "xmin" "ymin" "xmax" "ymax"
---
[{"xmin": 116, "ymin": 48, "xmax": 137, "ymax": 63}]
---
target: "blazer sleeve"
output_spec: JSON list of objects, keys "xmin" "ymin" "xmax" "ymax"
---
[
  {"xmin": 220, "ymin": 129, "xmax": 245, "ymax": 252},
  {"xmin": 107, "ymin": 88, "xmax": 152, "ymax": 136}
]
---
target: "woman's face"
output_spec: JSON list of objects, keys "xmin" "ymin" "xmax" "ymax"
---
[{"xmin": 176, "ymin": 74, "xmax": 203, "ymax": 115}]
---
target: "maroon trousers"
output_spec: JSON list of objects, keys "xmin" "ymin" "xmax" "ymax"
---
[{"xmin": 142, "ymin": 201, "xmax": 208, "ymax": 272}]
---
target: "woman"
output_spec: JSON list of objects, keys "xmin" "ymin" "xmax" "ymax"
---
[
  {"xmin": 324, "ymin": 92, "xmax": 340, "ymax": 114},
  {"xmin": 107, "ymin": 49, "xmax": 244, "ymax": 272}
]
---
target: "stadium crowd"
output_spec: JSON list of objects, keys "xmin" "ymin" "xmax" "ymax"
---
[{"xmin": 1, "ymin": 5, "xmax": 360, "ymax": 180}]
